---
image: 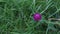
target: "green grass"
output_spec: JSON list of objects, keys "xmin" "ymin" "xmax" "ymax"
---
[{"xmin": 0, "ymin": 0, "xmax": 60, "ymax": 34}]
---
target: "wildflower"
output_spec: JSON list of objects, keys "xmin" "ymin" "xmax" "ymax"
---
[{"xmin": 33, "ymin": 13, "xmax": 42, "ymax": 21}]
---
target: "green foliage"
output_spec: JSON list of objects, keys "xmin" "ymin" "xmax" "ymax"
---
[{"xmin": 0, "ymin": 0, "xmax": 60, "ymax": 34}]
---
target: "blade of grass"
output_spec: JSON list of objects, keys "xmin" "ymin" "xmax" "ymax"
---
[
  {"xmin": 41, "ymin": 2, "xmax": 52, "ymax": 14},
  {"xmin": 48, "ymin": 8, "xmax": 60, "ymax": 18}
]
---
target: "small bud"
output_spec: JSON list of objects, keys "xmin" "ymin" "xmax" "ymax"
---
[{"xmin": 33, "ymin": 13, "xmax": 42, "ymax": 21}]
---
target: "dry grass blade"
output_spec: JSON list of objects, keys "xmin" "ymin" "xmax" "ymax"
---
[{"xmin": 48, "ymin": 18, "xmax": 60, "ymax": 21}]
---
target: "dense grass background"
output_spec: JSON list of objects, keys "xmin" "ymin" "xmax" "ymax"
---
[{"xmin": 0, "ymin": 0, "xmax": 60, "ymax": 34}]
